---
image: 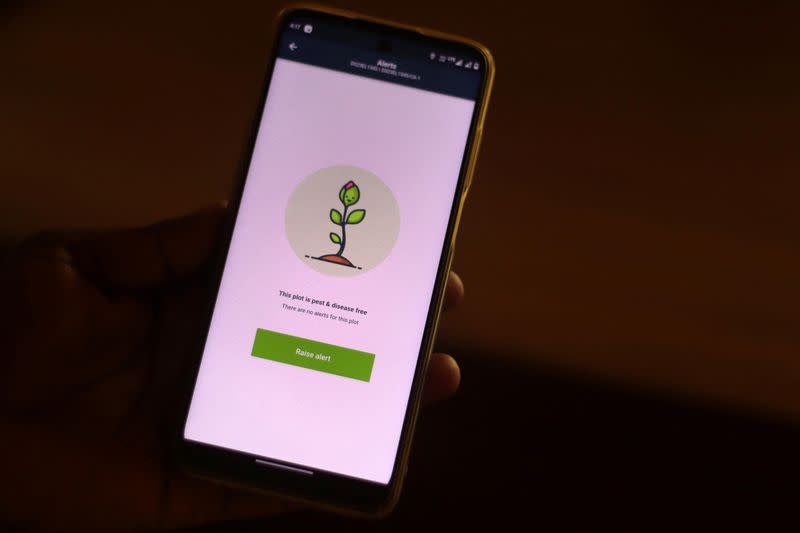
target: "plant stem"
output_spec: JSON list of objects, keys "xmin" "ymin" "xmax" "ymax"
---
[{"xmin": 336, "ymin": 205, "xmax": 348, "ymax": 256}]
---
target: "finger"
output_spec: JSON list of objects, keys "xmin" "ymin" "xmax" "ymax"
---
[
  {"xmin": 67, "ymin": 205, "xmax": 228, "ymax": 290},
  {"xmin": 442, "ymin": 271, "xmax": 464, "ymax": 312},
  {"xmin": 422, "ymin": 352, "xmax": 461, "ymax": 403},
  {"xmin": 1, "ymin": 245, "xmax": 151, "ymax": 412}
]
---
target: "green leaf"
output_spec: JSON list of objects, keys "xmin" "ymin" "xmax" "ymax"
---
[
  {"xmin": 330, "ymin": 209, "xmax": 342, "ymax": 224},
  {"xmin": 346, "ymin": 209, "xmax": 366, "ymax": 224},
  {"xmin": 329, "ymin": 232, "xmax": 341, "ymax": 244}
]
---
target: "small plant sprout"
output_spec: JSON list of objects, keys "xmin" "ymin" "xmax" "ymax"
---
[{"xmin": 314, "ymin": 180, "xmax": 366, "ymax": 268}]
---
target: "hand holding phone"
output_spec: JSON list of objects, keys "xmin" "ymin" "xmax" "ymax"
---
[
  {"xmin": 1, "ymin": 5, "xmax": 491, "ymax": 527},
  {"xmin": 0, "ymin": 207, "xmax": 464, "ymax": 530}
]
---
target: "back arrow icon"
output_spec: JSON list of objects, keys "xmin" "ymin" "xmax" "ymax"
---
[{"xmin": 289, "ymin": 42, "xmax": 298, "ymax": 51}]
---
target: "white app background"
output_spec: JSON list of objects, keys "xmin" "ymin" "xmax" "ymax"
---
[{"xmin": 185, "ymin": 59, "xmax": 475, "ymax": 483}]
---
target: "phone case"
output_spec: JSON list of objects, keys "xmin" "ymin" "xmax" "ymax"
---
[{"xmin": 183, "ymin": 3, "xmax": 495, "ymax": 516}]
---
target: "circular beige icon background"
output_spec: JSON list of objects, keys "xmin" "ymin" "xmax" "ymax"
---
[{"xmin": 285, "ymin": 165, "xmax": 400, "ymax": 277}]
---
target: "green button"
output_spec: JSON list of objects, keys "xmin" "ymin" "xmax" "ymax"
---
[{"xmin": 251, "ymin": 328, "xmax": 375, "ymax": 382}]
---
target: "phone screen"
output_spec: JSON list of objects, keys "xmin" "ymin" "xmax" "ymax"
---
[{"xmin": 184, "ymin": 12, "xmax": 484, "ymax": 485}]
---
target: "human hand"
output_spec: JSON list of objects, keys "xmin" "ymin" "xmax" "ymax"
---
[{"xmin": 0, "ymin": 207, "xmax": 463, "ymax": 532}]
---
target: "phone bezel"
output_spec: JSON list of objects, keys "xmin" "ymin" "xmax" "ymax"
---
[{"xmin": 177, "ymin": 4, "xmax": 494, "ymax": 515}]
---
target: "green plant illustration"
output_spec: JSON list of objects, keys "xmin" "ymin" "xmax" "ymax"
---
[{"xmin": 313, "ymin": 180, "xmax": 366, "ymax": 268}]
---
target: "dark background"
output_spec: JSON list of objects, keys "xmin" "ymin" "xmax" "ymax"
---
[{"xmin": 3, "ymin": 0, "xmax": 800, "ymax": 529}]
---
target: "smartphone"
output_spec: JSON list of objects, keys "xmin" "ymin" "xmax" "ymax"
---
[{"xmin": 179, "ymin": 5, "xmax": 493, "ymax": 515}]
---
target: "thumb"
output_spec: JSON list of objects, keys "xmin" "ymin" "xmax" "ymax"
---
[{"xmin": 66, "ymin": 204, "xmax": 228, "ymax": 290}]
